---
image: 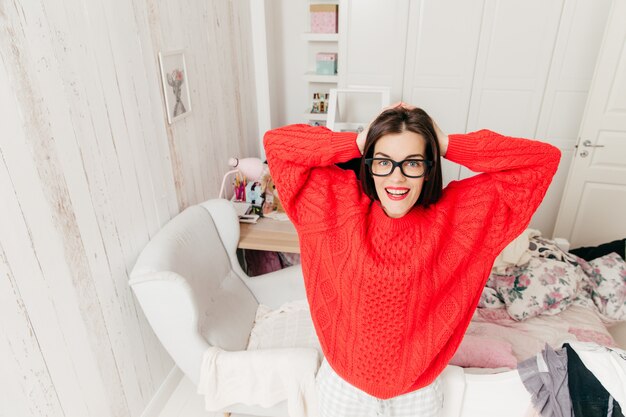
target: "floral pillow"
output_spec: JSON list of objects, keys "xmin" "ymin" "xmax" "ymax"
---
[
  {"xmin": 490, "ymin": 257, "xmax": 583, "ymax": 321},
  {"xmin": 478, "ymin": 287, "xmax": 505, "ymax": 309},
  {"xmin": 579, "ymin": 252, "xmax": 626, "ymax": 321}
]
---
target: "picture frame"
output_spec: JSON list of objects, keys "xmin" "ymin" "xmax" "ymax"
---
[
  {"xmin": 326, "ymin": 88, "xmax": 390, "ymax": 132},
  {"xmin": 158, "ymin": 50, "xmax": 192, "ymax": 124}
]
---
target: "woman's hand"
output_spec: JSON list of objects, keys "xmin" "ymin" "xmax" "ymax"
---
[
  {"xmin": 356, "ymin": 125, "xmax": 368, "ymax": 155},
  {"xmin": 432, "ymin": 118, "xmax": 449, "ymax": 157}
]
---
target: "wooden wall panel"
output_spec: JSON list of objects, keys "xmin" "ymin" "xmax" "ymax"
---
[
  {"xmin": 0, "ymin": 0, "xmax": 258, "ymax": 416},
  {"xmin": 1, "ymin": 4, "xmax": 122, "ymax": 416}
]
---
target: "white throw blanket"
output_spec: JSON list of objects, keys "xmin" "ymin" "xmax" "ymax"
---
[{"xmin": 197, "ymin": 346, "xmax": 321, "ymax": 417}]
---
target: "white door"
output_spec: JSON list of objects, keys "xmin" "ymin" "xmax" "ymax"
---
[
  {"xmin": 401, "ymin": 0, "xmax": 485, "ymax": 186},
  {"xmin": 553, "ymin": 0, "xmax": 626, "ymax": 248},
  {"xmin": 339, "ymin": 0, "xmax": 410, "ymax": 100}
]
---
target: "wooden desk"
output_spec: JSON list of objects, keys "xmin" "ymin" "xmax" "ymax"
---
[{"xmin": 238, "ymin": 217, "xmax": 300, "ymax": 253}]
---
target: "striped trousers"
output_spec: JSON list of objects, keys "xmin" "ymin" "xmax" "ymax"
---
[{"xmin": 316, "ymin": 359, "xmax": 443, "ymax": 417}]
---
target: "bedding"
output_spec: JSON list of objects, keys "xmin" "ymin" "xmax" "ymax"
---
[
  {"xmin": 448, "ymin": 334, "xmax": 517, "ymax": 369},
  {"xmin": 247, "ymin": 232, "xmax": 626, "ymax": 372},
  {"xmin": 569, "ymin": 238, "xmax": 626, "ymax": 262},
  {"xmin": 467, "ymin": 305, "xmax": 616, "ymax": 366},
  {"xmin": 578, "ymin": 252, "xmax": 626, "ymax": 322},
  {"xmin": 487, "ymin": 256, "xmax": 583, "ymax": 321},
  {"xmin": 467, "ymin": 232, "xmax": 625, "ymax": 369}
]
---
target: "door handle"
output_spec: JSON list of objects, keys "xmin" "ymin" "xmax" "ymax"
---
[{"xmin": 582, "ymin": 140, "xmax": 604, "ymax": 148}]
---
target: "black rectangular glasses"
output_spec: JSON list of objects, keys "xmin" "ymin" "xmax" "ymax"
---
[{"xmin": 364, "ymin": 158, "xmax": 432, "ymax": 178}]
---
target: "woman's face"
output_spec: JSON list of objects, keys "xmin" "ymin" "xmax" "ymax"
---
[{"xmin": 372, "ymin": 131, "xmax": 427, "ymax": 218}]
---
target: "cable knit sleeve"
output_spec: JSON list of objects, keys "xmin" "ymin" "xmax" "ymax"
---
[
  {"xmin": 437, "ymin": 129, "xmax": 561, "ymax": 258},
  {"xmin": 263, "ymin": 124, "xmax": 364, "ymax": 228}
]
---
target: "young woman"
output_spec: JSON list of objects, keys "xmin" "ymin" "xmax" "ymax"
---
[{"xmin": 263, "ymin": 104, "xmax": 561, "ymax": 417}]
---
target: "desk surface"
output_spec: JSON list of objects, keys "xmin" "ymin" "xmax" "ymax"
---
[{"xmin": 238, "ymin": 217, "xmax": 300, "ymax": 253}]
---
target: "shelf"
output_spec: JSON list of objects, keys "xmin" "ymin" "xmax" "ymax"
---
[
  {"xmin": 303, "ymin": 112, "xmax": 328, "ymax": 121},
  {"xmin": 303, "ymin": 72, "xmax": 339, "ymax": 83},
  {"xmin": 301, "ymin": 33, "xmax": 339, "ymax": 42},
  {"xmin": 304, "ymin": 0, "xmax": 340, "ymax": 124}
]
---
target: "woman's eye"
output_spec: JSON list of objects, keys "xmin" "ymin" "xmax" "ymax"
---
[
  {"xmin": 377, "ymin": 160, "xmax": 391, "ymax": 166},
  {"xmin": 406, "ymin": 161, "xmax": 421, "ymax": 168}
]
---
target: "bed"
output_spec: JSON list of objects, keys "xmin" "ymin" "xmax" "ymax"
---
[
  {"xmin": 247, "ymin": 229, "xmax": 626, "ymax": 416},
  {"xmin": 452, "ymin": 231, "xmax": 626, "ymax": 370}
]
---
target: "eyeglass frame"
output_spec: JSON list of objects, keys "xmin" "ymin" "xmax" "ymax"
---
[{"xmin": 364, "ymin": 157, "xmax": 433, "ymax": 178}]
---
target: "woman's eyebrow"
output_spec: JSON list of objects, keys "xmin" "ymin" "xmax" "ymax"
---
[{"xmin": 374, "ymin": 152, "xmax": 425, "ymax": 158}]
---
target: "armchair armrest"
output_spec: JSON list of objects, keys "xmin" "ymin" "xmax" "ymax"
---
[
  {"xmin": 129, "ymin": 271, "xmax": 210, "ymax": 385},
  {"xmin": 239, "ymin": 265, "xmax": 306, "ymax": 309}
]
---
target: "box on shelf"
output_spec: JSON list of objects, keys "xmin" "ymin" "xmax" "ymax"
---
[
  {"xmin": 315, "ymin": 52, "xmax": 337, "ymax": 75},
  {"xmin": 310, "ymin": 4, "xmax": 338, "ymax": 34}
]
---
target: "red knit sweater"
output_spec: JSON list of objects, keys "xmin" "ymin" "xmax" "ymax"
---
[{"xmin": 263, "ymin": 125, "xmax": 560, "ymax": 399}]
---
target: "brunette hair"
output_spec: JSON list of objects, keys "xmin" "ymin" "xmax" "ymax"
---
[{"xmin": 359, "ymin": 107, "xmax": 443, "ymax": 207}]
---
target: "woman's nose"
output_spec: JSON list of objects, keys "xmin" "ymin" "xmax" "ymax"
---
[{"xmin": 389, "ymin": 166, "xmax": 406, "ymax": 181}]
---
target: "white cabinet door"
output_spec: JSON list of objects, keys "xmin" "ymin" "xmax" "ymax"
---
[
  {"xmin": 554, "ymin": 0, "xmax": 626, "ymax": 248},
  {"xmin": 340, "ymin": 0, "xmax": 410, "ymax": 101},
  {"xmin": 401, "ymin": 0, "xmax": 485, "ymax": 185},
  {"xmin": 402, "ymin": 0, "xmax": 484, "ymax": 134},
  {"xmin": 466, "ymin": 0, "xmax": 564, "ymax": 137},
  {"xmin": 458, "ymin": 0, "xmax": 565, "ymax": 181}
]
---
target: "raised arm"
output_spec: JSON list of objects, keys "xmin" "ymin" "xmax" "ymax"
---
[
  {"xmin": 439, "ymin": 129, "xmax": 561, "ymax": 255},
  {"xmin": 263, "ymin": 124, "xmax": 363, "ymax": 227}
]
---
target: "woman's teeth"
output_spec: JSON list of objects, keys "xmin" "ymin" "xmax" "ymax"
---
[
  {"xmin": 385, "ymin": 188, "xmax": 409, "ymax": 201},
  {"xmin": 386, "ymin": 188, "xmax": 408, "ymax": 195}
]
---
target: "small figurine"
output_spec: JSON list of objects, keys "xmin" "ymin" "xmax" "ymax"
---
[
  {"xmin": 245, "ymin": 181, "xmax": 264, "ymax": 205},
  {"xmin": 261, "ymin": 173, "xmax": 284, "ymax": 214},
  {"xmin": 311, "ymin": 92, "xmax": 321, "ymax": 113}
]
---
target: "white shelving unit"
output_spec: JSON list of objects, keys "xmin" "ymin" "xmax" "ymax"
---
[
  {"xmin": 303, "ymin": 0, "xmax": 340, "ymax": 125},
  {"xmin": 302, "ymin": 112, "xmax": 329, "ymax": 122},
  {"xmin": 303, "ymin": 72, "xmax": 339, "ymax": 83},
  {"xmin": 301, "ymin": 33, "xmax": 339, "ymax": 42}
]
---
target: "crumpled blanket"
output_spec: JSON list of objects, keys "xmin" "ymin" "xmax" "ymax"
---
[
  {"xmin": 492, "ymin": 229, "xmax": 542, "ymax": 273},
  {"xmin": 197, "ymin": 346, "xmax": 321, "ymax": 417}
]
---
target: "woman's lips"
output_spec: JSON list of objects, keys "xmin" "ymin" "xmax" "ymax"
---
[{"xmin": 385, "ymin": 187, "xmax": 409, "ymax": 201}]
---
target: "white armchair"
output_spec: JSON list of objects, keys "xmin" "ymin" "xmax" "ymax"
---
[
  {"xmin": 129, "ymin": 198, "xmax": 542, "ymax": 417},
  {"xmin": 129, "ymin": 199, "xmax": 307, "ymax": 417}
]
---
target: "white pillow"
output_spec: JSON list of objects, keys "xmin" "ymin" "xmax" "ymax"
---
[{"xmin": 247, "ymin": 299, "xmax": 323, "ymax": 356}]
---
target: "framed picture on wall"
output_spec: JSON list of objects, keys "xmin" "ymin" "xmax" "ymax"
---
[{"xmin": 158, "ymin": 50, "xmax": 192, "ymax": 124}]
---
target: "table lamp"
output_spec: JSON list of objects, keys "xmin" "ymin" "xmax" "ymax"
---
[{"xmin": 218, "ymin": 157, "xmax": 265, "ymax": 199}]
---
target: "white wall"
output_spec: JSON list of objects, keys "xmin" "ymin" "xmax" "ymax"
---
[
  {"xmin": 0, "ymin": 1, "xmax": 258, "ymax": 416},
  {"xmin": 266, "ymin": 0, "xmax": 309, "ymax": 127}
]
